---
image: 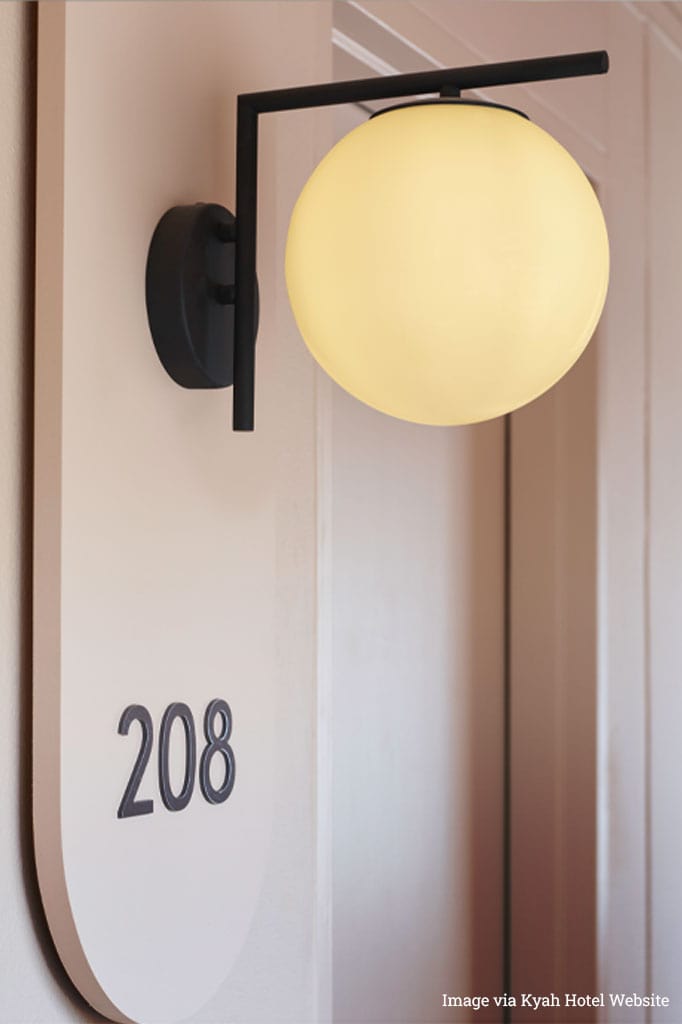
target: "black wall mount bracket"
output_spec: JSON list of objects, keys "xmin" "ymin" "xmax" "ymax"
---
[
  {"xmin": 146, "ymin": 203, "xmax": 259, "ymax": 389},
  {"xmin": 144, "ymin": 50, "xmax": 609, "ymax": 431}
]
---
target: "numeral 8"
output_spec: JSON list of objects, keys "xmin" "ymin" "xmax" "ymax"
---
[{"xmin": 199, "ymin": 699, "xmax": 236, "ymax": 805}]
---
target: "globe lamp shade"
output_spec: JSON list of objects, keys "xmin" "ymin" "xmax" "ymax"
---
[{"xmin": 285, "ymin": 99, "xmax": 609, "ymax": 425}]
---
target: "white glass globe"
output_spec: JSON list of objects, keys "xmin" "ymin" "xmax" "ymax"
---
[{"xmin": 285, "ymin": 100, "xmax": 609, "ymax": 425}]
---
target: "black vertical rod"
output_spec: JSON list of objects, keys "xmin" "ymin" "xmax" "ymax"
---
[{"xmin": 233, "ymin": 99, "xmax": 259, "ymax": 431}]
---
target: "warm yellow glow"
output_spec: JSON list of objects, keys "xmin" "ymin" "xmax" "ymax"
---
[{"xmin": 285, "ymin": 101, "xmax": 609, "ymax": 425}]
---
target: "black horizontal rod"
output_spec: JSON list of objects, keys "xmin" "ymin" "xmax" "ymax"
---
[{"xmin": 240, "ymin": 50, "xmax": 608, "ymax": 114}]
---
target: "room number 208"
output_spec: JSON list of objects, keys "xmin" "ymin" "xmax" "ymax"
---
[{"xmin": 117, "ymin": 699, "xmax": 235, "ymax": 818}]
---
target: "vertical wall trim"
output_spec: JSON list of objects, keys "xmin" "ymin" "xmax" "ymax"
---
[
  {"xmin": 598, "ymin": 8, "xmax": 648, "ymax": 1015},
  {"xmin": 503, "ymin": 413, "xmax": 512, "ymax": 1024},
  {"xmin": 315, "ymin": 367, "xmax": 334, "ymax": 1024},
  {"xmin": 34, "ymin": 6, "xmax": 123, "ymax": 1019},
  {"xmin": 642, "ymin": 21, "xmax": 653, "ymax": 1021}
]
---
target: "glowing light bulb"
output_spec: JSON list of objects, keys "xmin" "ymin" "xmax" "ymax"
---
[{"xmin": 285, "ymin": 100, "xmax": 609, "ymax": 425}]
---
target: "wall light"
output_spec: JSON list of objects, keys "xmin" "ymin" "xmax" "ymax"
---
[{"xmin": 145, "ymin": 51, "xmax": 609, "ymax": 430}]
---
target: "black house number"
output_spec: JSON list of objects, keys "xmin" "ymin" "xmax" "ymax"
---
[{"xmin": 117, "ymin": 699, "xmax": 235, "ymax": 819}]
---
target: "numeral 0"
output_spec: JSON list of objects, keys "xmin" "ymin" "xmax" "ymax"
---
[
  {"xmin": 117, "ymin": 700, "xmax": 235, "ymax": 819},
  {"xmin": 158, "ymin": 703, "xmax": 196, "ymax": 812}
]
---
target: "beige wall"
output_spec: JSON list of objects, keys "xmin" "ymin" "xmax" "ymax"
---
[{"xmin": 31, "ymin": 3, "xmax": 335, "ymax": 1023}]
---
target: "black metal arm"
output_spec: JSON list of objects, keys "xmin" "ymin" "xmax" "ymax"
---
[{"xmin": 231, "ymin": 50, "xmax": 608, "ymax": 430}]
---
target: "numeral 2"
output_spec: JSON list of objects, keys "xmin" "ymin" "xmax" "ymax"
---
[{"xmin": 117, "ymin": 705, "xmax": 154, "ymax": 818}]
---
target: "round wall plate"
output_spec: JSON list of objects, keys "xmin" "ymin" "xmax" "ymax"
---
[{"xmin": 145, "ymin": 203, "xmax": 258, "ymax": 390}]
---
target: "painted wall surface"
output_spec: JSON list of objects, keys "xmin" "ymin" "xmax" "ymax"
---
[
  {"xmin": 331, "ymin": 391, "xmax": 505, "ymax": 1024},
  {"xmin": 33, "ymin": 3, "xmax": 334, "ymax": 1022},
  {"xmin": 13, "ymin": 2, "xmax": 334, "ymax": 1022}
]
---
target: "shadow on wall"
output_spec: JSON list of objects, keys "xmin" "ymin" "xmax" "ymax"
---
[
  {"xmin": 329, "ymin": 385, "xmax": 505, "ymax": 1024},
  {"xmin": 508, "ymin": 334, "xmax": 599, "ymax": 1023}
]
